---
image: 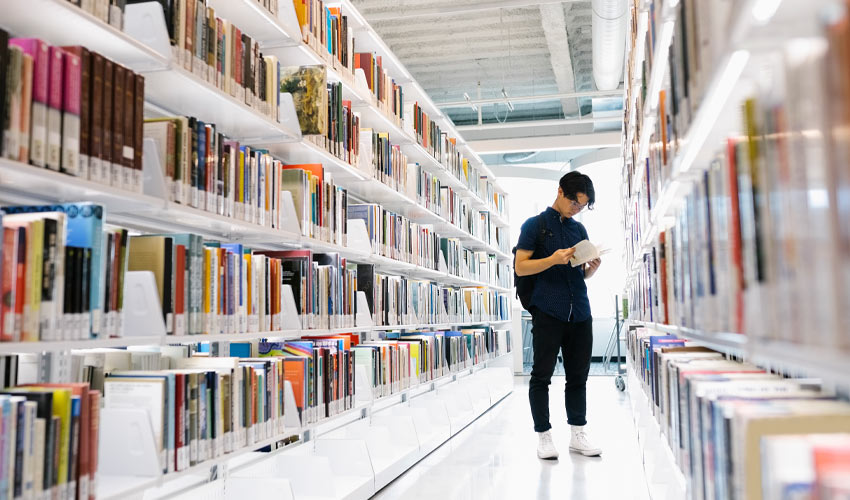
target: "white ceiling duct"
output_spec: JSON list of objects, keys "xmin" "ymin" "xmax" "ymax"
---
[{"xmin": 591, "ymin": 0, "xmax": 627, "ymax": 91}]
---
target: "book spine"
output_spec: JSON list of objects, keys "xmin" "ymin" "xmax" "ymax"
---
[
  {"xmin": 60, "ymin": 50, "xmax": 82, "ymax": 177},
  {"xmin": 111, "ymin": 64, "xmax": 124, "ymax": 189},
  {"xmin": 45, "ymin": 47, "xmax": 63, "ymax": 172}
]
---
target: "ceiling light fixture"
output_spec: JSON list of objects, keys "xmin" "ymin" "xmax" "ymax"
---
[
  {"xmin": 501, "ymin": 88, "xmax": 515, "ymax": 112},
  {"xmin": 464, "ymin": 92, "xmax": 478, "ymax": 112}
]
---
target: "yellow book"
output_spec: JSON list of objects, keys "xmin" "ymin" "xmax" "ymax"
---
[
  {"xmin": 25, "ymin": 219, "xmax": 44, "ymax": 342},
  {"xmin": 127, "ymin": 235, "xmax": 167, "ymax": 305},
  {"xmin": 293, "ymin": 0, "xmax": 307, "ymax": 31},
  {"xmin": 25, "ymin": 388, "xmax": 71, "ymax": 488}
]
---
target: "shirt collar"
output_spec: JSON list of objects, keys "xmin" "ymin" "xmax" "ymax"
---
[{"xmin": 545, "ymin": 207, "xmax": 573, "ymax": 223}]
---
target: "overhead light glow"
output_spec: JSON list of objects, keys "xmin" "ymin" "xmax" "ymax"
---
[{"xmin": 752, "ymin": 0, "xmax": 781, "ymax": 24}]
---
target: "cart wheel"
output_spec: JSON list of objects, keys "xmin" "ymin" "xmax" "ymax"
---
[{"xmin": 615, "ymin": 376, "xmax": 625, "ymax": 392}]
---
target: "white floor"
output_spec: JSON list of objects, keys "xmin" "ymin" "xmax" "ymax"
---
[{"xmin": 372, "ymin": 376, "xmax": 650, "ymax": 500}]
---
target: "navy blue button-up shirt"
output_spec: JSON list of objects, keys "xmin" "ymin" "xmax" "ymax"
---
[{"xmin": 517, "ymin": 207, "xmax": 591, "ymax": 323}]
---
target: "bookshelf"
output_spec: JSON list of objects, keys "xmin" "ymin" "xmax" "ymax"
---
[
  {"xmin": 0, "ymin": 1, "xmax": 516, "ymax": 498},
  {"xmin": 623, "ymin": 0, "xmax": 850, "ymax": 498}
]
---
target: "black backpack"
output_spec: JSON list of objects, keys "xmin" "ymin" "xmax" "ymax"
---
[{"xmin": 512, "ymin": 215, "xmax": 547, "ymax": 311}]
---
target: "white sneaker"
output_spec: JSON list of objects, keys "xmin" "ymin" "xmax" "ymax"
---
[
  {"xmin": 569, "ymin": 426, "xmax": 602, "ymax": 456},
  {"xmin": 537, "ymin": 430, "xmax": 559, "ymax": 459}
]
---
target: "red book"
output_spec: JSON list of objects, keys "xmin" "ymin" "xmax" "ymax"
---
[
  {"xmin": 354, "ymin": 53, "xmax": 373, "ymax": 90},
  {"xmin": 134, "ymin": 74, "xmax": 145, "ymax": 188},
  {"xmin": 88, "ymin": 390, "xmax": 99, "ymax": 500},
  {"xmin": 60, "ymin": 49, "xmax": 82, "ymax": 176},
  {"xmin": 12, "ymin": 226, "xmax": 26, "ymax": 341},
  {"xmin": 173, "ymin": 373, "xmax": 185, "ymax": 470},
  {"xmin": 234, "ymin": 27, "xmax": 243, "ymax": 90},
  {"xmin": 90, "ymin": 53, "xmax": 105, "ymax": 183},
  {"xmin": 726, "ymin": 138, "xmax": 744, "ymax": 333},
  {"xmin": 175, "ymin": 244, "xmax": 186, "ymax": 335},
  {"xmin": 1, "ymin": 227, "xmax": 18, "ymax": 341},
  {"xmin": 658, "ymin": 231, "xmax": 668, "ymax": 325}
]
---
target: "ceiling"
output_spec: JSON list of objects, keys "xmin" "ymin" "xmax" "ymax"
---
[{"xmin": 351, "ymin": 0, "xmax": 625, "ymax": 175}]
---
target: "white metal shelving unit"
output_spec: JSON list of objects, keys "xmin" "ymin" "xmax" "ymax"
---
[
  {"xmin": 624, "ymin": 2, "xmax": 850, "ymax": 498},
  {"xmin": 0, "ymin": 2, "xmax": 518, "ymax": 499}
]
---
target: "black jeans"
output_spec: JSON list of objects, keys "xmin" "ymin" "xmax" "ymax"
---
[{"xmin": 528, "ymin": 309, "xmax": 593, "ymax": 432}]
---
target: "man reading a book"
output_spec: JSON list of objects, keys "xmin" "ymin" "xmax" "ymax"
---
[{"xmin": 514, "ymin": 171, "xmax": 602, "ymax": 459}]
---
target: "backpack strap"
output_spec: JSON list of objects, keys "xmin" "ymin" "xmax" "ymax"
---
[{"xmin": 532, "ymin": 214, "xmax": 547, "ymax": 257}]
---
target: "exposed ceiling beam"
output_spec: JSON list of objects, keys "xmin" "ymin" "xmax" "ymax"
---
[
  {"xmin": 568, "ymin": 147, "xmax": 623, "ymax": 170},
  {"xmin": 363, "ymin": 0, "xmax": 583, "ymax": 21},
  {"xmin": 439, "ymin": 89, "xmax": 623, "ymax": 108},
  {"xmin": 466, "ymin": 131, "xmax": 622, "ymax": 154},
  {"xmin": 455, "ymin": 116, "xmax": 623, "ymax": 131},
  {"xmin": 539, "ymin": 3, "xmax": 578, "ymax": 116},
  {"xmin": 487, "ymin": 165, "xmax": 568, "ymax": 180}
]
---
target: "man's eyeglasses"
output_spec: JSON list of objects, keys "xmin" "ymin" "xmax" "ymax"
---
[{"xmin": 569, "ymin": 199, "xmax": 588, "ymax": 212}]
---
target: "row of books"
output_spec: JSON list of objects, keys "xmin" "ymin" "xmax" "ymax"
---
[
  {"xmin": 357, "ymin": 266, "xmax": 510, "ymax": 327},
  {"xmin": 151, "ymin": 0, "xmax": 283, "ymax": 121},
  {"xmin": 1, "ymin": 203, "xmax": 127, "ymax": 342},
  {"xmin": 0, "ymin": 382, "xmax": 100, "ymax": 500},
  {"xmin": 627, "ymin": 326, "xmax": 850, "ymax": 500},
  {"xmin": 64, "ymin": 0, "xmax": 125, "ymax": 30},
  {"xmin": 348, "ymin": 204, "xmax": 441, "ymax": 270},
  {"xmin": 145, "ymin": 114, "xmax": 351, "ymax": 244},
  {"xmin": 408, "ymin": 102, "xmax": 441, "ymax": 160},
  {"xmin": 292, "ymin": 1, "xmax": 353, "ymax": 76},
  {"xmin": 0, "ymin": 34, "xmax": 145, "ymax": 192},
  {"xmin": 626, "ymin": 11, "xmax": 850, "ymax": 350},
  {"xmin": 354, "ymin": 52, "xmax": 404, "ymax": 126},
  {"xmin": 357, "ymin": 128, "xmax": 409, "ymax": 194}
]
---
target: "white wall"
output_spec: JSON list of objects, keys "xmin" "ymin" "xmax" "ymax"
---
[{"xmin": 503, "ymin": 159, "xmax": 625, "ymax": 362}]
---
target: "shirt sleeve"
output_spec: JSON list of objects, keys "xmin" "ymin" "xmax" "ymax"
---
[{"xmin": 516, "ymin": 216, "xmax": 540, "ymax": 251}]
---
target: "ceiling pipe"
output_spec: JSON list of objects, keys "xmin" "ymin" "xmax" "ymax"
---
[
  {"xmin": 438, "ymin": 89, "xmax": 622, "ymax": 108},
  {"xmin": 592, "ymin": 0, "xmax": 628, "ymax": 91}
]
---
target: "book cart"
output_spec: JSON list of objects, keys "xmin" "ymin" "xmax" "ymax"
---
[{"xmin": 0, "ymin": 1, "xmax": 516, "ymax": 499}]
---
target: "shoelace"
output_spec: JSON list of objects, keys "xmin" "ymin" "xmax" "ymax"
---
[{"xmin": 573, "ymin": 431, "xmax": 591, "ymax": 447}]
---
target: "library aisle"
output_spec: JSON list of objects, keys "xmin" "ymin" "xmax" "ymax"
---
[
  {"xmin": 4, "ymin": 0, "xmax": 850, "ymax": 499},
  {"xmin": 373, "ymin": 377, "xmax": 650, "ymax": 500}
]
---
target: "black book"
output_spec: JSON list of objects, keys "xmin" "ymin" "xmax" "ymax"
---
[
  {"xmin": 163, "ymin": 236, "xmax": 173, "ymax": 330},
  {"xmin": 81, "ymin": 248, "xmax": 92, "ymax": 336},
  {"xmin": 64, "ymin": 247, "xmax": 77, "ymax": 330},
  {"xmin": 68, "ymin": 396, "xmax": 80, "ymax": 497},
  {"xmin": 355, "ymin": 264, "xmax": 374, "ymax": 318}
]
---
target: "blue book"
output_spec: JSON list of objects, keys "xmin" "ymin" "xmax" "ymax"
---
[{"xmin": 0, "ymin": 395, "xmax": 11, "ymax": 500}]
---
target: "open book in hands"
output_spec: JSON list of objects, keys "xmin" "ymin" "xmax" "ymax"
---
[{"xmin": 569, "ymin": 240, "xmax": 610, "ymax": 267}]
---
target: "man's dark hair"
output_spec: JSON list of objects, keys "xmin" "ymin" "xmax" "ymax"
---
[{"xmin": 559, "ymin": 171, "xmax": 595, "ymax": 209}]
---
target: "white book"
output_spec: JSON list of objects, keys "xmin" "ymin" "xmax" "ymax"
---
[
  {"xmin": 103, "ymin": 378, "xmax": 166, "ymax": 471},
  {"xmin": 32, "ymin": 418, "xmax": 44, "ymax": 500},
  {"xmin": 568, "ymin": 240, "xmax": 610, "ymax": 267}
]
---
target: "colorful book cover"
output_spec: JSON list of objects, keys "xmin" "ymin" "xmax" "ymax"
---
[
  {"xmin": 3, "ymin": 203, "xmax": 105, "ymax": 338},
  {"xmin": 279, "ymin": 66, "xmax": 327, "ymax": 135}
]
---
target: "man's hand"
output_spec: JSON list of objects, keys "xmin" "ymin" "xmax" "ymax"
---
[
  {"xmin": 549, "ymin": 248, "xmax": 576, "ymax": 266},
  {"xmin": 584, "ymin": 258, "xmax": 602, "ymax": 279}
]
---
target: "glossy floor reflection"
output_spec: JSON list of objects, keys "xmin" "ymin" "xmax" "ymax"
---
[{"xmin": 373, "ymin": 376, "xmax": 650, "ymax": 500}]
